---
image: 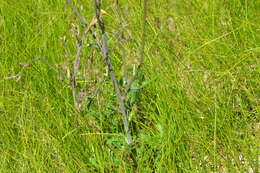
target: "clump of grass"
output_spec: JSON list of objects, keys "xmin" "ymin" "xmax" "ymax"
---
[{"xmin": 0, "ymin": 0, "xmax": 259, "ymax": 172}]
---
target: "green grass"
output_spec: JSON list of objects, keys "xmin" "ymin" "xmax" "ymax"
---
[{"xmin": 0, "ymin": 0, "xmax": 259, "ymax": 172}]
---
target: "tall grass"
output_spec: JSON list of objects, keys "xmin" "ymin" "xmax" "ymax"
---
[{"xmin": 0, "ymin": 0, "xmax": 259, "ymax": 172}]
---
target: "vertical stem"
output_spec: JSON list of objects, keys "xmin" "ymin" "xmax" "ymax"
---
[
  {"xmin": 72, "ymin": 30, "xmax": 87, "ymax": 111},
  {"xmin": 125, "ymin": 0, "xmax": 148, "ymax": 94},
  {"xmin": 213, "ymin": 89, "xmax": 217, "ymax": 171},
  {"xmin": 94, "ymin": 0, "xmax": 133, "ymax": 145},
  {"xmin": 116, "ymin": 0, "xmax": 128, "ymax": 84}
]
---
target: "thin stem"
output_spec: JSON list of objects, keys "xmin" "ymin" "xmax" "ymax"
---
[
  {"xmin": 116, "ymin": 0, "xmax": 128, "ymax": 83},
  {"xmin": 72, "ymin": 30, "xmax": 87, "ymax": 111},
  {"xmin": 125, "ymin": 0, "xmax": 148, "ymax": 94},
  {"xmin": 93, "ymin": 0, "xmax": 133, "ymax": 145},
  {"xmin": 66, "ymin": 0, "xmax": 101, "ymax": 48}
]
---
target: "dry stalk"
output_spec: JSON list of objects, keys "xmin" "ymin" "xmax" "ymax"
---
[
  {"xmin": 72, "ymin": 29, "xmax": 87, "ymax": 110},
  {"xmin": 66, "ymin": 0, "xmax": 102, "ymax": 111},
  {"xmin": 93, "ymin": 0, "xmax": 133, "ymax": 146},
  {"xmin": 66, "ymin": 0, "xmax": 101, "ymax": 48}
]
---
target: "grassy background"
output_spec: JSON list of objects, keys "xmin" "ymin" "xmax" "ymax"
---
[{"xmin": 0, "ymin": 0, "xmax": 259, "ymax": 172}]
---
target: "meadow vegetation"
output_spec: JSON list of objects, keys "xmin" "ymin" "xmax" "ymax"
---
[{"xmin": 0, "ymin": 0, "xmax": 259, "ymax": 172}]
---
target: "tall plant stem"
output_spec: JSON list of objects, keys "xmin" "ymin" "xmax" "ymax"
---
[{"xmin": 93, "ymin": 0, "xmax": 133, "ymax": 145}]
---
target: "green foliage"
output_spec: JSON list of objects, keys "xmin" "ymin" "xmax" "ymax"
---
[{"xmin": 0, "ymin": 0, "xmax": 259, "ymax": 172}]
